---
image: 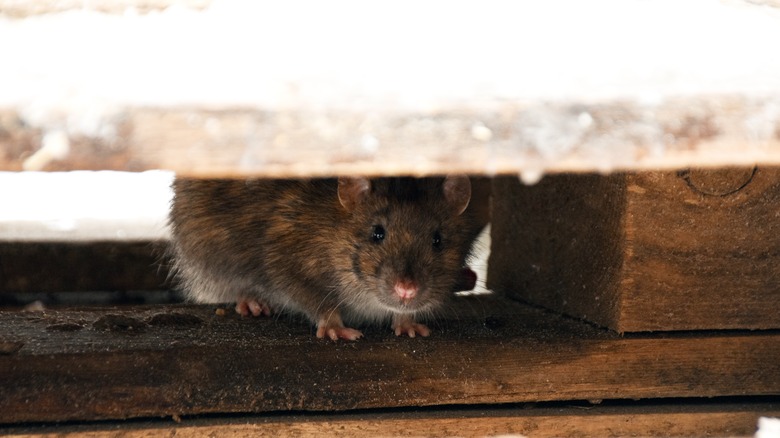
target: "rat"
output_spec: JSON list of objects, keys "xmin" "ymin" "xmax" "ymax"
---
[{"xmin": 168, "ymin": 176, "xmax": 477, "ymax": 341}]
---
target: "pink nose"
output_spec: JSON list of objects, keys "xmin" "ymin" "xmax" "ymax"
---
[{"xmin": 394, "ymin": 279, "xmax": 418, "ymax": 300}]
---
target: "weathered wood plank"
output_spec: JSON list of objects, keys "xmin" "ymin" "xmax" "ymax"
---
[
  {"xmin": 4, "ymin": 401, "xmax": 779, "ymax": 438},
  {"xmin": 0, "ymin": 296, "xmax": 778, "ymax": 423},
  {"xmin": 488, "ymin": 167, "xmax": 780, "ymax": 332},
  {"xmin": 0, "ymin": 241, "xmax": 170, "ymax": 294},
  {"xmin": 2, "ymin": 98, "xmax": 780, "ymax": 177}
]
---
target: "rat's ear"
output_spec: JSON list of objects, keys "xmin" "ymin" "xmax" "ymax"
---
[
  {"xmin": 443, "ymin": 175, "xmax": 471, "ymax": 216},
  {"xmin": 338, "ymin": 177, "xmax": 371, "ymax": 211}
]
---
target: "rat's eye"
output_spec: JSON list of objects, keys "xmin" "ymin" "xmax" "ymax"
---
[
  {"xmin": 432, "ymin": 230, "xmax": 443, "ymax": 250},
  {"xmin": 371, "ymin": 225, "xmax": 386, "ymax": 243}
]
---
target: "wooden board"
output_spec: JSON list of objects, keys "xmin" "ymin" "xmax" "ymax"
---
[
  {"xmin": 488, "ymin": 168, "xmax": 780, "ymax": 332},
  {"xmin": 2, "ymin": 97, "xmax": 780, "ymax": 177},
  {"xmin": 0, "ymin": 241, "xmax": 170, "ymax": 294},
  {"xmin": 4, "ymin": 401, "xmax": 779, "ymax": 438},
  {"xmin": 0, "ymin": 295, "xmax": 778, "ymax": 423}
]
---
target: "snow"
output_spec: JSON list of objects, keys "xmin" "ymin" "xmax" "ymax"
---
[
  {"xmin": 0, "ymin": 170, "xmax": 173, "ymax": 241},
  {"xmin": 756, "ymin": 417, "xmax": 780, "ymax": 438}
]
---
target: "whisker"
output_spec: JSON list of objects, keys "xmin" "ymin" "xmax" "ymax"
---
[{"xmin": 314, "ymin": 286, "xmax": 340, "ymax": 315}]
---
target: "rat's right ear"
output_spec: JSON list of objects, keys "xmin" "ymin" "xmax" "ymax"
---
[{"xmin": 338, "ymin": 177, "xmax": 371, "ymax": 211}]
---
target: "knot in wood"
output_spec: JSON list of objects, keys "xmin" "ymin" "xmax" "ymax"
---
[{"xmin": 678, "ymin": 167, "xmax": 757, "ymax": 197}]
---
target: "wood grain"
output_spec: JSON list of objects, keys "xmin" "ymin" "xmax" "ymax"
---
[
  {"xmin": 0, "ymin": 241, "xmax": 170, "ymax": 294},
  {"xmin": 0, "ymin": 296, "xmax": 777, "ymax": 423},
  {"xmin": 488, "ymin": 168, "xmax": 780, "ymax": 332},
  {"xmin": 5, "ymin": 401, "xmax": 778, "ymax": 437},
  {"xmin": 621, "ymin": 168, "xmax": 780, "ymax": 331},
  {"xmin": 2, "ymin": 97, "xmax": 780, "ymax": 177},
  {"xmin": 488, "ymin": 173, "xmax": 627, "ymax": 329}
]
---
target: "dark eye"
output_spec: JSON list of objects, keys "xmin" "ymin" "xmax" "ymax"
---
[
  {"xmin": 371, "ymin": 225, "xmax": 386, "ymax": 243},
  {"xmin": 432, "ymin": 230, "xmax": 443, "ymax": 250}
]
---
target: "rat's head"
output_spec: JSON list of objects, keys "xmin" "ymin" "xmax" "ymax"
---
[{"xmin": 336, "ymin": 175, "xmax": 473, "ymax": 316}]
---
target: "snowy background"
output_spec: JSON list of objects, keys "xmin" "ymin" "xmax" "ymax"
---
[{"xmin": 0, "ymin": 171, "xmax": 173, "ymax": 241}]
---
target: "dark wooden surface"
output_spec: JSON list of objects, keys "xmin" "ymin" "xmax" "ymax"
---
[
  {"xmin": 5, "ymin": 400, "xmax": 779, "ymax": 437},
  {"xmin": 1, "ymin": 295, "xmax": 778, "ymax": 423},
  {"xmin": 0, "ymin": 241, "xmax": 170, "ymax": 294},
  {"xmin": 488, "ymin": 173, "xmax": 627, "ymax": 330},
  {"xmin": 488, "ymin": 168, "xmax": 780, "ymax": 332}
]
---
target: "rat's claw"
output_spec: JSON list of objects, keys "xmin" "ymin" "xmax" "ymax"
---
[
  {"xmin": 392, "ymin": 315, "xmax": 431, "ymax": 338},
  {"xmin": 316, "ymin": 313, "xmax": 363, "ymax": 341},
  {"xmin": 236, "ymin": 298, "xmax": 271, "ymax": 317},
  {"xmin": 317, "ymin": 325, "xmax": 363, "ymax": 341}
]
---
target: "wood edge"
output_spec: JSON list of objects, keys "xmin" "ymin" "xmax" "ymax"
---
[
  {"xmin": 4, "ymin": 100, "xmax": 780, "ymax": 177},
  {"xmin": 4, "ymin": 401, "xmax": 777, "ymax": 438}
]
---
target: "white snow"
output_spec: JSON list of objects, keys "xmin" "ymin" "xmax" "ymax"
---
[
  {"xmin": 0, "ymin": 170, "xmax": 173, "ymax": 241},
  {"xmin": 756, "ymin": 417, "xmax": 780, "ymax": 438}
]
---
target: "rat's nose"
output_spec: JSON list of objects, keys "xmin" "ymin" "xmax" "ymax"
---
[{"xmin": 394, "ymin": 279, "xmax": 418, "ymax": 301}]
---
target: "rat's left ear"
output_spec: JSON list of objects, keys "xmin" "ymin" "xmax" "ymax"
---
[
  {"xmin": 443, "ymin": 175, "xmax": 471, "ymax": 216},
  {"xmin": 338, "ymin": 177, "xmax": 371, "ymax": 211}
]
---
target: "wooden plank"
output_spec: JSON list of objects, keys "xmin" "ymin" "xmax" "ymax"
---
[
  {"xmin": 488, "ymin": 168, "xmax": 780, "ymax": 332},
  {"xmin": 488, "ymin": 173, "xmax": 627, "ymax": 330},
  {"xmin": 0, "ymin": 295, "xmax": 778, "ymax": 423},
  {"xmin": 0, "ymin": 241, "xmax": 170, "ymax": 294},
  {"xmin": 2, "ymin": 98, "xmax": 780, "ymax": 177},
  {"xmin": 4, "ymin": 401, "xmax": 779, "ymax": 438},
  {"xmin": 622, "ymin": 168, "xmax": 780, "ymax": 331}
]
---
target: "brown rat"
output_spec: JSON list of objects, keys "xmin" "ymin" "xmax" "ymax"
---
[{"xmin": 168, "ymin": 176, "xmax": 476, "ymax": 340}]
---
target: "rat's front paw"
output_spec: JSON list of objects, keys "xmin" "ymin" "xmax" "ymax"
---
[
  {"xmin": 392, "ymin": 315, "xmax": 430, "ymax": 338},
  {"xmin": 316, "ymin": 313, "xmax": 363, "ymax": 341},
  {"xmin": 235, "ymin": 298, "xmax": 271, "ymax": 317},
  {"xmin": 316, "ymin": 325, "xmax": 364, "ymax": 341}
]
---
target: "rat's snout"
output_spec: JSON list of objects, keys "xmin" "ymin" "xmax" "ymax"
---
[{"xmin": 393, "ymin": 278, "xmax": 419, "ymax": 303}]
